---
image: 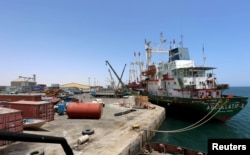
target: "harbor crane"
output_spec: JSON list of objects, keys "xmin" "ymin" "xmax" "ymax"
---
[
  {"xmin": 117, "ymin": 63, "xmax": 127, "ymax": 89},
  {"xmin": 105, "ymin": 60, "xmax": 131, "ymax": 97}
]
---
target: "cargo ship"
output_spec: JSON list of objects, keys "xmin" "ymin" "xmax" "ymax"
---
[{"xmin": 135, "ymin": 33, "xmax": 248, "ymax": 122}]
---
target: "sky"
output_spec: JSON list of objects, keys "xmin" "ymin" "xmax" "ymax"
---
[{"xmin": 0, "ymin": 0, "xmax": 250, "ymax": 87}]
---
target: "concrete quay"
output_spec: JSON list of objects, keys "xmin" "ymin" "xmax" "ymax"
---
[{"xmin": 0, "ymin": 94, "xmax": 165, "ymax": 155}]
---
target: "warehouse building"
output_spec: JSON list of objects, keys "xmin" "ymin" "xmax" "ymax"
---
[{"xmin": 60, "ymin": 82, "xmax": 90, "ymax": 93}]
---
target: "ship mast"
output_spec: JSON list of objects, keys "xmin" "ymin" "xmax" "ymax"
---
[
  {"xmin": 179, "ymin": 34, "xmax": 184, "ymax": 48},
  {"xmin": 135, "ymin": 51, "xmax": 144, "ymax": 82},
  {"xmin": 129, "ymin": 62, "xmax": 136, "ymax": 84},
  {"xmin": 145, "ymin": 32, "xmax": 169, "ymax": 68},
  {"xmin": 134, "ymin": 52, "xmax": 138, "ymax": 82}
]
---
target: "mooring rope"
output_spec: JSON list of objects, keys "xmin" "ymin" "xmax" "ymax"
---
[{"xmin": 143, "ymin": 99, "xmax": 228, "ymax": 133}]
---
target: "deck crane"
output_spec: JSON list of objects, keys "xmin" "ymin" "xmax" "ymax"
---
[
  {"xmin": 134, "ymin": 51, "xmax": 144, "ymax": 82},
  {"xmin": 105, "ymin": 60, "xmax": 131, "ymax": 97},
  {"xmin": 145, "ymin": 32, "xmax": 169, "ymax": 68}
]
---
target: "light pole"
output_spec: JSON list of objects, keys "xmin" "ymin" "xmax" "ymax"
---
[{"xmin": 88, "ymin": 77, "xmax": 90, "ymax": 87}]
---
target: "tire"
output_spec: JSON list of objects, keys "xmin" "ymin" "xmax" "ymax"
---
[
  {"xmin": 29, "ymin": 150, "xmax": 44, "ymax": 155},
  {"xmin": 82, "ymin": 128, "xmax": 94, "ymax": 135}
]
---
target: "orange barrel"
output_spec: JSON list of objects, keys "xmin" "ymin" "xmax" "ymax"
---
[{"xmin": 66, "ymin": 102, "xmax": 103, "ymax": 119}]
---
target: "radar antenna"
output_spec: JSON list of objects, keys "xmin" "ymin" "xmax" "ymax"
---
[
  {"xmin": 180, "ymin": 34, "xmax": 184, "ymax": 48},
  {"xmin": 203, "ymin": 44, "xmax": 206, "ymax": 66}
]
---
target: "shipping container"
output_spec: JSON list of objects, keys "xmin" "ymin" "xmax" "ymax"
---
[
  {"xmin": 0, "ymin": 107, "xmax": 23, "ymax": 146},
  {"xmin": 0, "ymin": 94, "xmax": 42, "ymax": 102},
  {"xmin": 5, "ymin": 100, "xmax": 54, "ymax": 122}
]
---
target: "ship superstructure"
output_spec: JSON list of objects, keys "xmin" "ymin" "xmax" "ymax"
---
[{"xmin": 140, "ymin": 33, "xmax": 247, "ymax": 122}]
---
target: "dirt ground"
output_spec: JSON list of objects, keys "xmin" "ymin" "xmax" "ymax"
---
[{"xmin": 0, "ymin": 94, "xmax": 165, "ymax": 155}]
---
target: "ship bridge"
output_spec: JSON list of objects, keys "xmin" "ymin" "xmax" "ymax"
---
[
  {"xmin": 169, "ymin": 47, "xmax": 190, "ymax": 62},
  {"xmin": 172, "ymin": 66, "xmax": 216, "ymax": 78},
  {"xmin": 169, "ymin": 60, "xmax": 195, "ymax": 70},
  {"xmin": 172, "ymin": 66, "xmax": 217, "ymax": 90}
]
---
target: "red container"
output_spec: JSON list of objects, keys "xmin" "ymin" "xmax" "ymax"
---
[
  {"xmin": 0, "ymin": 107, "xmax": 23, "ymax": 146},
  {"xmin": 0, "ymin": 94, "xmax": 42, "ymax": 102},
  {"xmin": 67, "ymin": 102, "xmax": 103, "ymax": 119},
  {"xmin": 5, "ymin": 101, "xmax": 54, "ymax": 121}
]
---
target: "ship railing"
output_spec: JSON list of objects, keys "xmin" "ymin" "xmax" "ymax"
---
[{"xmin": 216, "ymin": 84, "xmax": 229, "ymax": 90}]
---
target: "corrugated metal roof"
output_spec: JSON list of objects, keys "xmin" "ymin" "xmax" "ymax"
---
[{"xmin": 60, "ymin": 82, "xmax": 90, "ymax": 89}]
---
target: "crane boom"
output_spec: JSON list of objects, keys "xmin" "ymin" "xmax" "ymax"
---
[
  {"xmin": 117, "ymin": 64, "xmax": 127, "ymax": 88},
  {"xmin": 105, "ymin": 60, "xmax": 125, "ymax": 88},
  {"xmin": 105, "ymin": 60, "xmax": 130, "ymax": 96}
]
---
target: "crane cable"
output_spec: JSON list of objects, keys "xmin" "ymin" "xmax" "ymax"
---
[{"xmin": 143, "ymin": 99, "xmax": 228, "ymax": 133}]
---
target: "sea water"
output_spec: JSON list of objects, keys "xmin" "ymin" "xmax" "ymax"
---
[{"xmin": 150, "ymin": 87, "xmax": 250, "ymax": 152}]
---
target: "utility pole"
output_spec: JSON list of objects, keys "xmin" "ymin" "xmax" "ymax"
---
[{"xmin": 88, "ymin": 77, "xmax": 90, "ymax": 88}]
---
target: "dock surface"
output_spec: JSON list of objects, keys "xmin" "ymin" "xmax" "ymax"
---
[{"xmin": 0, "ymin": 94, "xmax": 165, "ymax": 155}]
